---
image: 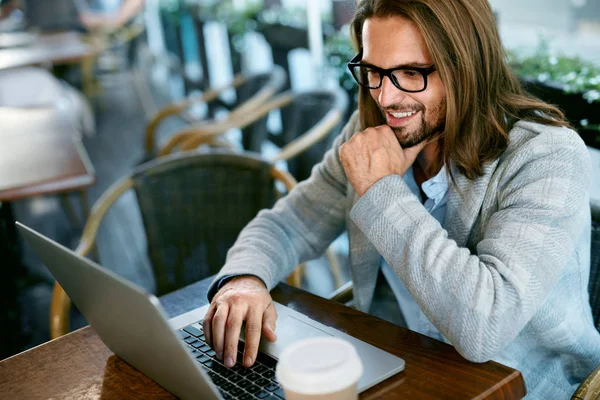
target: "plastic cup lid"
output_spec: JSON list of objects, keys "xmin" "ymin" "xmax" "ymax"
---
[{"xmin": 275, "ymin": 337, "xmax": 363, "ymax": 395}]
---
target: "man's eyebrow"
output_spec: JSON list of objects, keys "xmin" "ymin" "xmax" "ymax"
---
[{"xmin": 360, "ymin": 59, "xmax": 433, "ymax": 69}]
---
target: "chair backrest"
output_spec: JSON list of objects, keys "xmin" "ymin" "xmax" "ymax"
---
[
  {"xmin": 145, "ymin": 65, "xmax": 287, "ymax": 157},
  {"xmin": 590, "ymin": 200, "xmax": 600, "ymax": 331},
  {"xmin": 274, "ymin": 88, "xmax": 349, "ymax": 182},
  {"xmin": 182, "ymin": 65, "xmax": 287, "ymax": 140},
  {"xmin": 131, "ymin": 151, "xmax": 281, "ymax": 295},
  {"xmin": 233, "ymin": 66, "xmax": 287, "ymax": 152}
]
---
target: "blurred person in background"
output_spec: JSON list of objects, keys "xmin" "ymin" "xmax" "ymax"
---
[
  {"xmin": 202, "ymin": 0, "xmax": 600, "ymax": 398},
  {"xmin": 0, "ymin": 0, "xmax": 98, "ymax": 136},
  {"xmin": 18, "ymin": 0, "xmax": 145, "ymax": 33},
  {"xmin": 77, "ymin": 0, "xmax": 145, "ymax": 32},
  {"xmin": 0, "ymin": 0, "xmax": 24, "ymax": 31}
]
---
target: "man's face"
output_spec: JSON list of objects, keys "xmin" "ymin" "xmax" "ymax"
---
[{"xmin": 362, "ymin": 16, "xmax": 447, "ymax": 148}]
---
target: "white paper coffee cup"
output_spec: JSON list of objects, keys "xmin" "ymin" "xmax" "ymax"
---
[{"xmin": 275, "ymin": 337, "xmax": 363, "ymax": 400}]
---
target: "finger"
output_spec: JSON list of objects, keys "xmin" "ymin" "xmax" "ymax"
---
[
  {"xmin": 202, "ymin": 304, "xmax": 217, "ymax": 347},
  {"xmin": 377, "ymin": 125, "xmax": 403, "ymax": 147},
  {"xmin": 261, "ymin": 302, "xmax": 278, "ymax": 343},
  {"xmin": 223, "ymin": 305, "xmax": 246, "ymax": 368},
  {"xmin": 242, "ymin": 308, "xmax": 263, "ymax": 367},
  {"xmin": 211, "ymin": 304, "xmax": 229, "ymax": 360}
]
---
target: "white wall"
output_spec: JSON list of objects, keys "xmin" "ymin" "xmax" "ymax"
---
[{"xmin": 489, "ymin": 0, "xmax": 573, "ymax": 31}]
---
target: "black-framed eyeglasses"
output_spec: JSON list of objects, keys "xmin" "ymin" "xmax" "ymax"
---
[{"xmin": 347, "ymin": 51, "xmax": 437, "ymax": 93}]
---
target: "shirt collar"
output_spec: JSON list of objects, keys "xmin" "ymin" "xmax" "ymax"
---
[
  {"xmin": 421, "ymin": 165, "xmax": 449, "ymax": 204},
  {"xmin": 404, "ymin": 165, "xmax": 450, "ymax": 207}
]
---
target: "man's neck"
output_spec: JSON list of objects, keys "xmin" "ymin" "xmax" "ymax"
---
[{"xmin": 415, "ymin": 140, "xmax": 442, "ymax": 183}]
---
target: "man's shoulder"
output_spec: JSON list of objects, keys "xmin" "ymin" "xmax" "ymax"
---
[
  {"xmin": 503, "ymin": 120, "xmax": 589, "ymax": 161},
  {"xmin": 489, "ymin": 120, "xmax": 592, "ymax": 189}
]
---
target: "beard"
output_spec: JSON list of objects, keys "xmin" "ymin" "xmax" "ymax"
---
[{"xmin": 380, "ymin": 96, "xmax": 446, "ymax": 148}]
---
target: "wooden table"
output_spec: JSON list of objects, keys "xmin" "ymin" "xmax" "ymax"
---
[
  {"xmin": 0, "ymin": 31, "xmax": 100, "ymax": 95},
  {"xmin": 0, "ymin": 277, "xmax": 527, "ymax": 399},
  {"xmin": 0, "ymin": 31, "xmax": 94, "ymax": 69},
  {"xmin": 0, "ymin": 107, "xmax": 95, "ymax": 202}
]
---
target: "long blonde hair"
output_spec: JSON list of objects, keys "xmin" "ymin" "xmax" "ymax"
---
[{"xmin": 352, "ymin": 0, "xmax": 570, "ymax": 179}]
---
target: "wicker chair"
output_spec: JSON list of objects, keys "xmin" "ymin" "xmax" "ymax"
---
[
  {"xmin": 158, "ymin": 87, "xmax": 349, "ymax": 183},
  {"xmin": 590, "ymin": 199, "xmax": 600, "ymax": 331},
  {"xmin": 572, "ymin": 365, "xmax": 600, "ymax": 400},
  {"xmin": 49, "ymin": 151, "xmax": 300, "ymax": 339},
  {"xmin": 156, "ymin": 89, "xmax": 349, "ymax": 289},
  {"xmin": 144, "ymin": 66, "xmax": 287, "ymax": 157},
  {"xmin": 76, "ymin": 20, "xmax": 147, "ymax": 97},
  {"xmin": 571, "ymin": 200, "xmax": 600, "ymax": 399}
]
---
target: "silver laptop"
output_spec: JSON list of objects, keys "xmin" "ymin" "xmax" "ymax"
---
[{"xmin": 17, "ymin": 222, "xmax": 405, "ymax": 400}]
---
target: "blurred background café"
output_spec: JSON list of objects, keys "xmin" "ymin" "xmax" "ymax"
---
[{"xmin": 0, "ymin": 0, "xmax": 599, "ymax": 361}]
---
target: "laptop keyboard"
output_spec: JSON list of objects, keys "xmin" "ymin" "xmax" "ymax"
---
[{"xmin": 179, "ymin": 321, "xmax": 286, "ymax": 400}]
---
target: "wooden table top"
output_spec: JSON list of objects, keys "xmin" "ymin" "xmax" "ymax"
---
[
  {"xmin": 0, "ymin": 31, "xmax": 97, "ymax": 70},
  {"xmin": 0, "ymin": 277, "xmax": 526, "ymax": 399},
  {"xmin": 0, "ymin": 107, "xmax": 95, "ymax": 201}
]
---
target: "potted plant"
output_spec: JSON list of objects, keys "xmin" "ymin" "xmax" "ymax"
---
[
  {"xmin": 324, "ymin": 26, "xmax": 358, "ymax": 120},
  {"xmin": 508, "ymin": 39, "xmax": 600, "ymax": 148}
]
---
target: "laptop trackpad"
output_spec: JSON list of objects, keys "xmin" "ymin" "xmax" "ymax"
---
[{"xmin": 243, "ymin": 312, "xmax": 333, "ymax": 360}]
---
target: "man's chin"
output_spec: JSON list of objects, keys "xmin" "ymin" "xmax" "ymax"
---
[
  {"xmin": 398, "ymin": 138, "xmax": 427, "ymax": 148},
  {"xmin": 392, "ymin": 128, "xmax": 426, "ymax": 149}
]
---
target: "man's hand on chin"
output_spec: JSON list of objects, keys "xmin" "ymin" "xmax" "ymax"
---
[{"xmin": 339, "ymin": 124, "xmax": 427, "ymax": 197}]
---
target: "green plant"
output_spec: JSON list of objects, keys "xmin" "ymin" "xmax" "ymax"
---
[
  {"xmin": 207, "ymin": 3, "xmax": 262, "ymax": 36},
  {"xmin": 324, "ymin": 26, "xmax": 357, "ymax": 92},
  {"xmin": 508, "ymin": 38, "xmax": 600, "ymax": 103},
  {"xmin": 582, "ymin": 121, "xmax": 600, "ymax": 132},
  {"xmin": 160, "ymin": 0, "xmax": 184, "ymax": 13}
]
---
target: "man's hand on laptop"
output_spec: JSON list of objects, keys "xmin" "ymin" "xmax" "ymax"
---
[{"xmin": 203, "ymin": 276, "xmax": 278, "ymax": 369}]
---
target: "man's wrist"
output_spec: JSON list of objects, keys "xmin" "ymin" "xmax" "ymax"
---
[
  {"xmin": 208, "ymin": 274, "xmax": 269, "ymax": 302},
  {"xmin": 223, "ymin": 275, "xmax": 266, "ymax": 289}
]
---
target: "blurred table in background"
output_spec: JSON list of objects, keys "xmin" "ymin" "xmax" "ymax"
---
[
  {"xmin": 0, "ymin": 31, "xmax": 100, "ymax": 95},
  {"xmin": 0, "ymin": 107, "xmax": 95, "ymax": 202},
  {"xmin": 0, "ymin": 107, "xmax": 95, "ymax": 359}
]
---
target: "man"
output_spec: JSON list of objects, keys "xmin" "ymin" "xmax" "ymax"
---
[
  {"xmin": 77, "ymin": 0, "xmax": 145, "ymax": 32},
  {"xmin": 21, "ymin": 0, "xmax": 144, "ymax": 32},
  {"xmin": 204, "ymin": 0, "xmax": 600, "ymax": 398},
  {"xmin": 0, "ymin": 0, "xmax": 24, "ymax": 31}
]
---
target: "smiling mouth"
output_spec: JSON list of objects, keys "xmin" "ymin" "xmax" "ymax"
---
[
  {"xmin": 391, "ymin": 110, "xmax": 417, "ymax": 118},
  {"xmin": 386, "ymin": 110, "xmax": 419, "ymax": 126}
]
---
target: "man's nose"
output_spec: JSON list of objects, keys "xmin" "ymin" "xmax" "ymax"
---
[{"xmin": 377, "ymin": 76, "xmax": 407, "ymax": 109}]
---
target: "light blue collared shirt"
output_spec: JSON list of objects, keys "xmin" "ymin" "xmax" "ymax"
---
[{"xmin": 380, "ymin": 165, "xmax": 449, "ymax": 341}]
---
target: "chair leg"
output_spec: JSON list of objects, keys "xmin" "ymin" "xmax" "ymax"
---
[
  {"xmin": 79, "ymin": 190, "xmax": 90, "ymax": 223},
  {"xmin": 78, "ymin": 190, "xmax": 99, "ymax": 261},
  {"xmin": 81, "ymin": 55, "xmax": 99, "ymax": 98},
  {"xmin": 50, "ymin": 281, "xmax": 71, "ymax": 339},
  {"xmin": 59, "ymin": 194, "xmax": 80, "ymax": 228},
  {"xmin": 286, "ymin": 264, "xmax": 304, "ymax": 288}
]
